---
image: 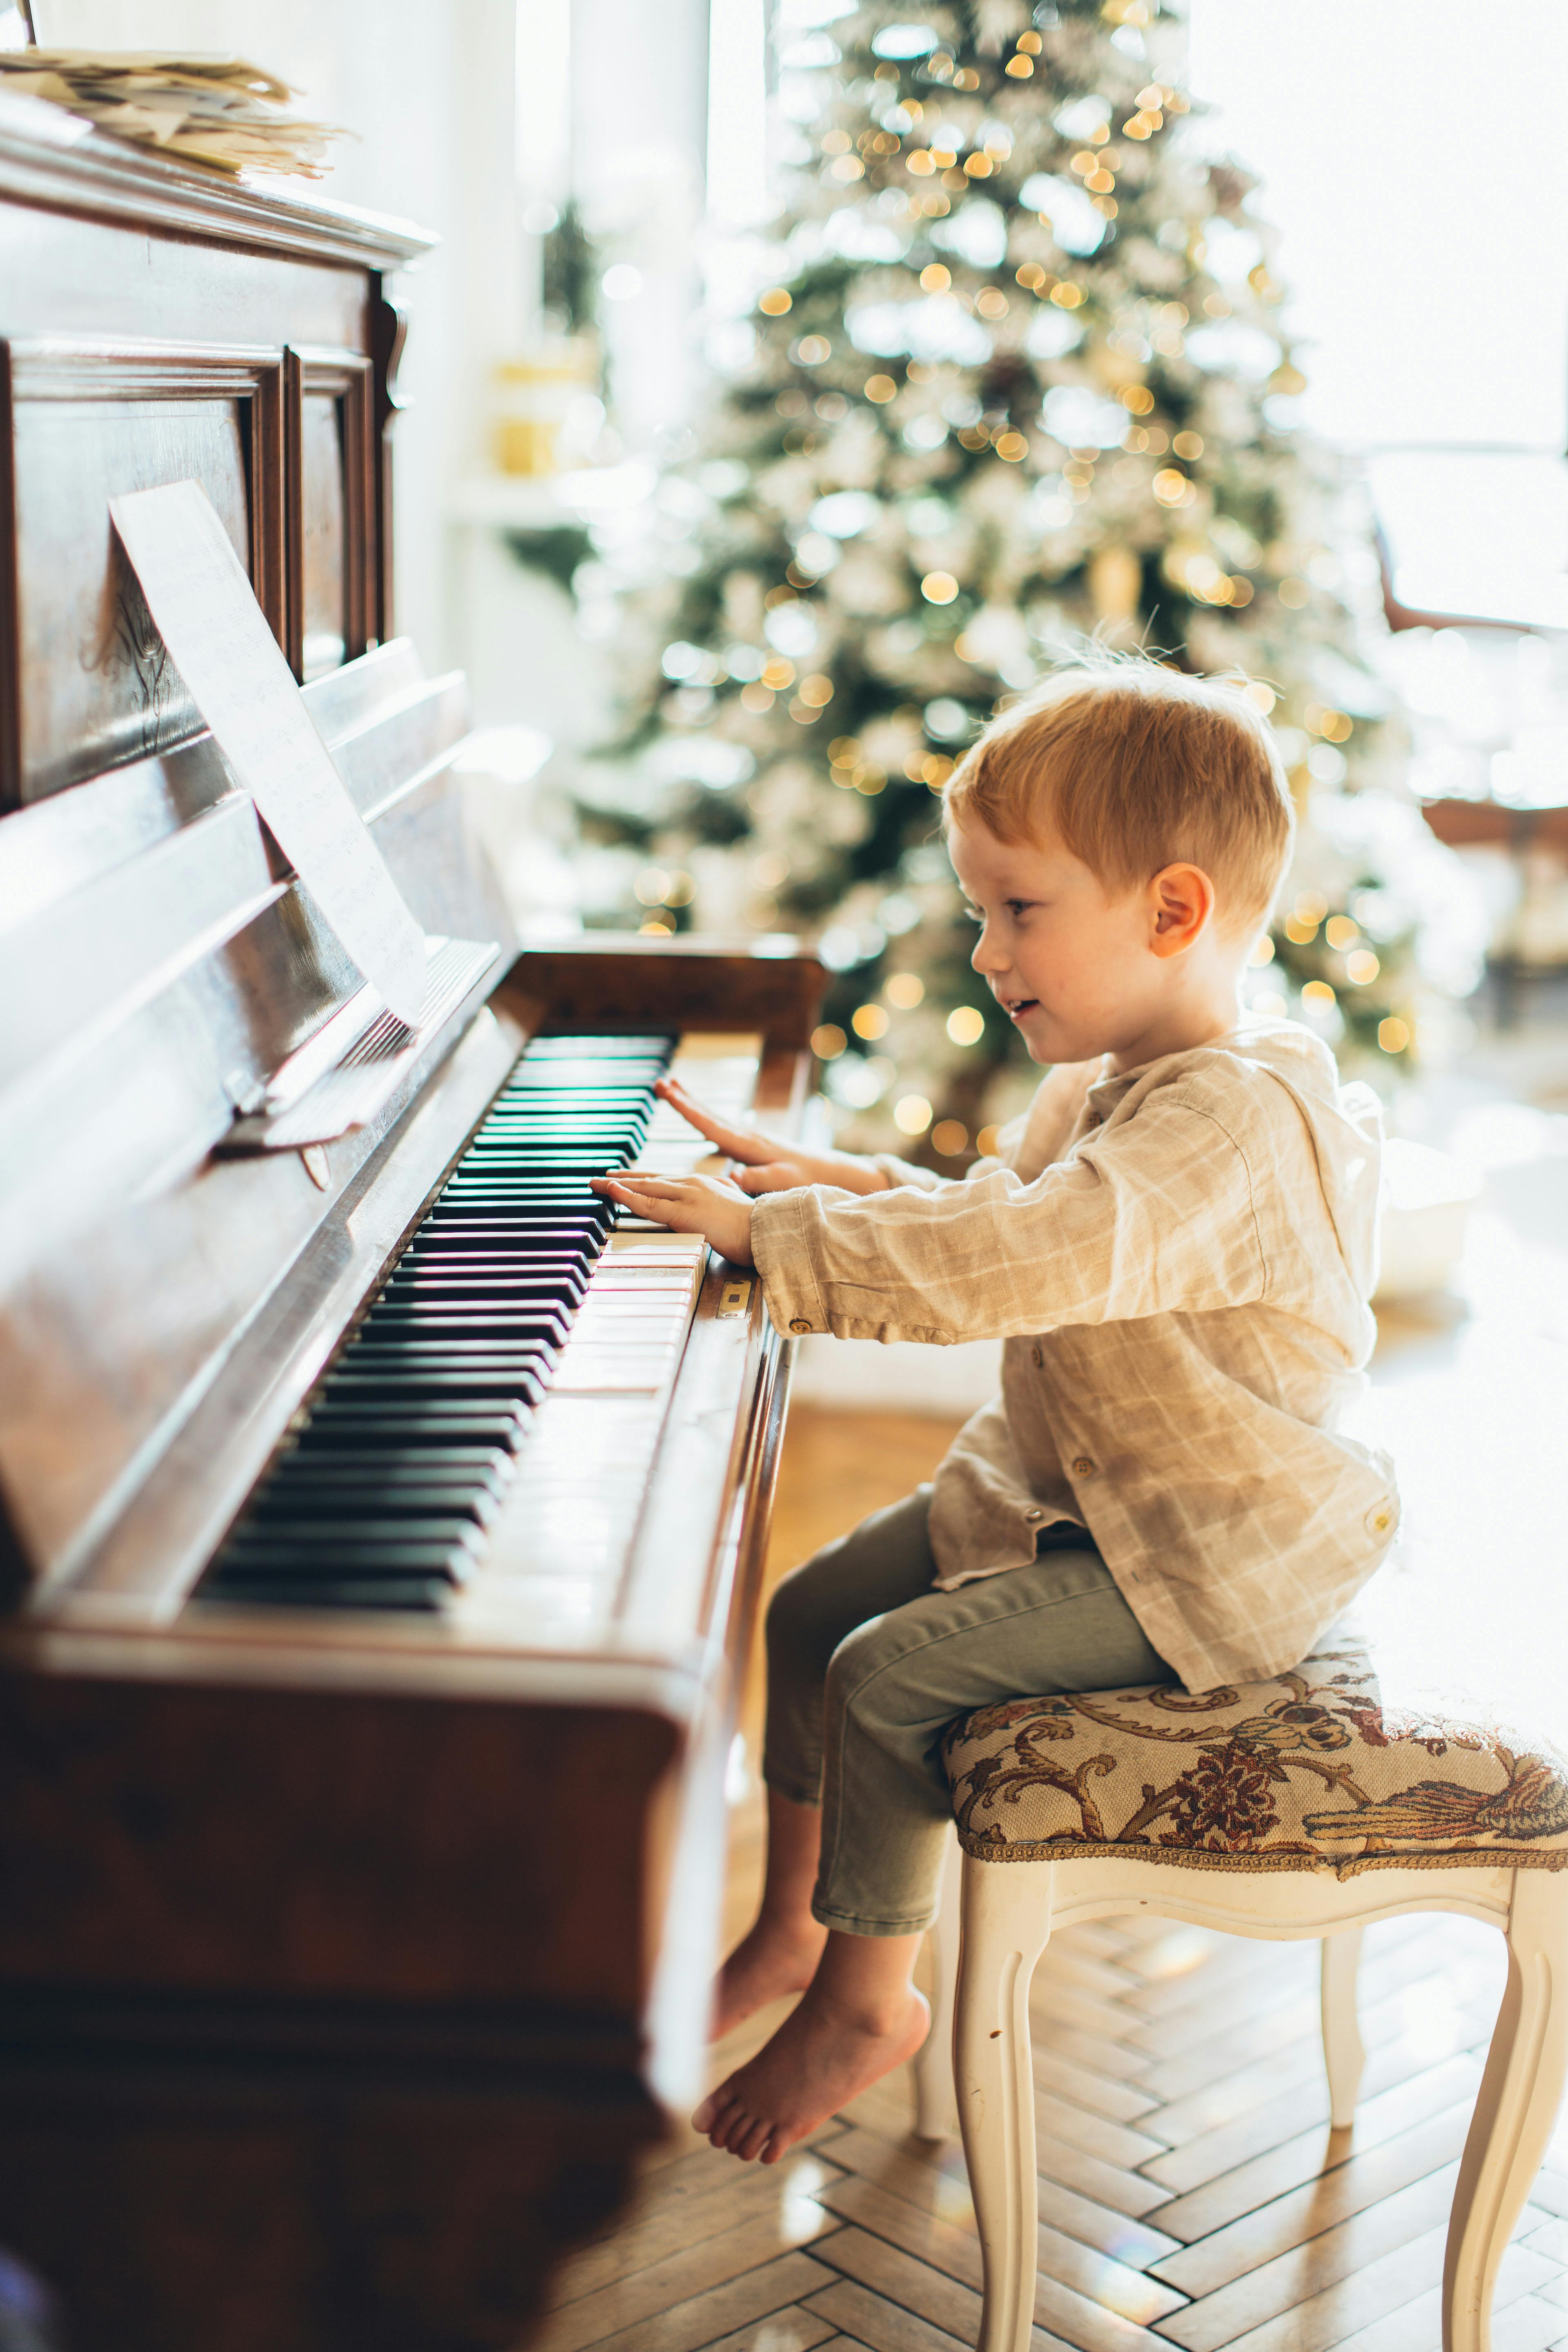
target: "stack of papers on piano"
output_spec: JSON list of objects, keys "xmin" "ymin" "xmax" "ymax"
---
[{"xmin": 0, "ymin": 50, "xmax": 344, "ymax": 177}]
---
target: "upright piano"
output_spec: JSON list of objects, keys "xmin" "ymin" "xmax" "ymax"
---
[{"xmin": 0, "ymin": 109, "xmax": 822, "ymax": 2350}]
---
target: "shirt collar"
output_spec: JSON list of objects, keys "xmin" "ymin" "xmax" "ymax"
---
[{"xmin": 1083, "ymin": 1020, "xmax": 1276, "ymax": 1115}]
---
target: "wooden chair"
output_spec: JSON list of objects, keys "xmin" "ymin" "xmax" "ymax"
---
[{"xmin": 911, "ymin": 1633, "xmax": 1568, "ymax": 2352}]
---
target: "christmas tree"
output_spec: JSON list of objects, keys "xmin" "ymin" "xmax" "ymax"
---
[{"xmin": 578, "ymin": 0, "xmax": 1481, "ymax": 1163}]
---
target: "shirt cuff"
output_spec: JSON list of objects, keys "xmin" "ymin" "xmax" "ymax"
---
[{"xmin": 751, "ymin": 1188, "xmax": 834, "ymax": 1336}]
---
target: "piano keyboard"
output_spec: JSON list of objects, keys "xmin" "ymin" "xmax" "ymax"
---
[{"xmin": 202, "ymin": 1032, "xmax": 759, "ymax": 1615}]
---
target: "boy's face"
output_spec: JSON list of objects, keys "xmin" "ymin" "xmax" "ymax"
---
[{"xmin": 949, "ymin": 814, "xmax": 1194, "ymax": 1067}]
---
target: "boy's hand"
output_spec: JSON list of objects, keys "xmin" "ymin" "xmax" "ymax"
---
[
  {"xmin": 590, "ymin": 1170, "xmax": 756, "ymax": 1265},
  {"xmin": 653, "ymin": 1076, "xmax": 891, "ymax": 1197}
]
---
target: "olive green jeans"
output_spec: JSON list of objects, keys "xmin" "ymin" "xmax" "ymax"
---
[{"xmin": 763, "ymin": 1485, "xmax": 1174, "ymax": 1936}]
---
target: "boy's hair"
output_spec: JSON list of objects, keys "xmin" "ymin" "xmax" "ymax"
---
[{"xmin": 943, "ymin": 655, "xmax": 1295, "ymax": 929}]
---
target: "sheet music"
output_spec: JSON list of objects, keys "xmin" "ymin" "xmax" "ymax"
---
[{"xmin": 109, "ymin": 480, "xmax": 427, "ymax": 1027}]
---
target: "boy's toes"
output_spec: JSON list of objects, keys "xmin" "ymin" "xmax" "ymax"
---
[
  {"xmin": 731, "ymin": 2110, "xmax": 773, "ymax": 2162},
  {"xmin": 692, "ymin": 2090, "xmax": 721, "ymax": 2133}
]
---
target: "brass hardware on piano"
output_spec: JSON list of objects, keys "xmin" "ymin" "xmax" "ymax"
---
[{"xmin": 0, "ymin": 114, "xmax": 824, "ymax": 2352}]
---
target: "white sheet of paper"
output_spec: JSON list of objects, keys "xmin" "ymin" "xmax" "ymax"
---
[{"xmin": 109, "ymin": 479, "xmax": 427, "ymax": 1027}]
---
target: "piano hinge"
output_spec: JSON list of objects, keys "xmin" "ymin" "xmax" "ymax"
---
[{"xmin": 717, "ymin": 1278, "xmax": 753, "ymax": 1319}]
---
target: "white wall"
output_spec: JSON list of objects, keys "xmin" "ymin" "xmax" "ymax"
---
[{"xmin": 1187, "ymin": 0, "xmax": 1568, "ymax": 451}]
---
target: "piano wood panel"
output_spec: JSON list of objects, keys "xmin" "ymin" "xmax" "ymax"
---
[
  {"xmin": 0, "ymin": 1668, "xmax": 682, "ymax": 2009},
  {"xmin": 0, "ymin": 338, "xmax": 287, "ymax": 803},
  {"xmin": 0, "ymin": 124, "xmax": 431, "ymax": 811},
  {"xmin": 286, "ymin": 345, "xmax": 374, "ymax": 679},
  {"xmin": 504, "ymin": 940, "xmax": 826, "ymax": 1056}
]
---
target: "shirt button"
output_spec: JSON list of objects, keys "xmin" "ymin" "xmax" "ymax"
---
[
  {"xmin": 1030, "ymin": 1344, "xmax": 1044, "ymax": 1367},
  {"xmin": 1024, "ymin": 1507, "xmax": 1045, "ymax": 1521},
  {"xmin": 1071, "ymin": 1457, "xmax": 1097, "ymax": 1478},
  {"xmin": 788, "ymin": 1318, "xmax": 813, "ymax": 1334}
]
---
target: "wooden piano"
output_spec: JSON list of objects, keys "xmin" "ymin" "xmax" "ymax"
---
[{"xmin": 0, "ymin": 111, "xmax": 823, "ymax": 2351}]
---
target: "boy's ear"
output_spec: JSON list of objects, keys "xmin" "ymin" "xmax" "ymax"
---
[{"xmin": 1148, "ymin": 863, "xmax": 1215, "ymax": 956}]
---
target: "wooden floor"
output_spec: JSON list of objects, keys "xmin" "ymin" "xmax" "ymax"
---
[
  {"xmin": 535, "ymin": 1893, "xmax": 1568, "ymax": 2352},
  {"xmin": 531, "ymin": 1382, "xmax": 1568, "ymax": 2352}
]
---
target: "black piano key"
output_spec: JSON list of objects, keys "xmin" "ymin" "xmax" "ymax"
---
[
  {"xmin": 255, "ymin": 1477, "xmax": 500, "ymax": 1512},
  {"xmin": 264, "ymin": 1457, "xmax": 509, "ymax": 1491},
  {"xmin": 355, "ymin": 1345, "xmax": 571, "ymax": 1364},
  {"xmin": 226, "ymin": 1513, "xmax": 482, "ymax": 1548},
  {"xmin": 390, "ymin": 1256, "xmax": 590, "ymax": 1281},
  {"xmin": 207, "ymin": 1577, "xmax": 452, "ymax": 1613},
  {"xmin": 299, "ymin": 1412, "xmax": 530, "ymax": 1447},
  {"xmin": 256, "ymin": 1497, "xmax": 500, "ymax": 1531},
  {"xmin": 288, "ymin": 1421, "xmax": 522, "ymax": 1458},
  {"xmin": 522, "ymin": 1033, "xmax": 673, "ymax": 1053},
  {"xmin": 416, "ymin": 1232, "xmax": 606, "ymax": 1248},
  {"xmin": 278, "ymin": 1445, "xmax": 512, "ymax": 1477},
  {"xmin": 327, "ymin": 1364, "xmax": 552, "ymax": 1373},
  {"xmin": 351, "ymin": 1319, "xmax": 562, "ymax": 1339},
  {"xmin": 210, "ymin": 1548, "xmax": 473, "ymax": 1587},
  {"xmin": 420, "ymin": 1203, "xmax": 611, "ymax": 1221},
  {"xmin": 345, "ymin": 1358, "xmax": 560, "ymax": 1383},
  {"xmin": 374, "ymin": 1286, "xmax": 579, "ymax": 1314},
  {"xmin": 370, "ymin": 1289, "xmax": 580, "ymax": 1310}
]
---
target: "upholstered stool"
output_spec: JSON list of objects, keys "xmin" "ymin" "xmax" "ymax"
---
[{"xmin": 911, "ymin": 1630, "xmax": 1568, "ymax": 2352}]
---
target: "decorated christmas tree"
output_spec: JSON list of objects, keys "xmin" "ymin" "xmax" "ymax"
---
[{"xmin": 577, "ymin": 0, "xmax": 1481, "ymax": 1162}]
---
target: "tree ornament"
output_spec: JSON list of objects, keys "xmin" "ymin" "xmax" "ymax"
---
[{"xmin": 1089, "ymin": 544, "xmax": 1143, "ymax": 624}]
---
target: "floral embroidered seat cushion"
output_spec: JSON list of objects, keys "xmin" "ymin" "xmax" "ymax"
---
[{"xmin": 942, "ymin": 1632, "xmax": 1568, "ymax": 1878}]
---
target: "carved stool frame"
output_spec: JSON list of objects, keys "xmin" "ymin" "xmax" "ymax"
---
[{"xmin": 913, "ymin": 1834, "xmax": 1568, "ymax": 2352}]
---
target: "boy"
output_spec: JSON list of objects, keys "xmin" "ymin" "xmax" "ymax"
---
[{"xmin": 593, "ymin": 658, "xmax": 1398, "ymax": 2168}]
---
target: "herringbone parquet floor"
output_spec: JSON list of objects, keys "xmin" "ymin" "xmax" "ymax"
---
[{"xmin": 536, "ymin": 1873, "xmax": 1568, "ymax": 2352}]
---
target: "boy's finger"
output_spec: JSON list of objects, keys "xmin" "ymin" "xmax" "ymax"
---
[
  {"xmin": 734, "ymin": 1163, "xmax": 800, "ymax": 1196},
  {"xmin": 596, "ymin": 1181, "xmax": 681, "ymax": 1226},
  {"xmin": 591, "ymin": 1170, "xmax": 686, "ymax": 1196},
  {"xmin": 655, "ymin": 1078, "xmax": 769, "ymax": 1163}
]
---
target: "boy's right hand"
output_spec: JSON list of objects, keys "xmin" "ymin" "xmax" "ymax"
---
[{"xmin": 655, "ymin": 1076, "xmax": 892, "ymax": 1196}]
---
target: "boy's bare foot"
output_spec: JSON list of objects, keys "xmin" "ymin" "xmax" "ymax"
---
[
  {"xmin": 711, "ymin": 1916, "xmax": 828, "ymax": 2039},
  {"xmin": 694, "ymin": 1977, "xmax": 930, "ymax": 2163}
]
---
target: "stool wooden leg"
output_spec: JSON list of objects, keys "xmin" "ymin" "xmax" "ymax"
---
[
  {"xmin": 1321, "ymin": 1929, "xmax": 1365, "ymax": 2129},
  {"xmin": 913, "ymin": 1828, "xmax": 963, "ymax": 2140},
  {"xmin": 954, "ymin": 1858, "xmax": 1055, "ymax": 2352},
  {"xmin": 1443, "ymin": 1871, "xmax": 1568, "ymax": 2352}
]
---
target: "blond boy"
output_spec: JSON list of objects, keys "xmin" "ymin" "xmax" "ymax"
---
[{"xmin": 594, "ymin": 659, "xmax": 1399, "ymax": 2167}]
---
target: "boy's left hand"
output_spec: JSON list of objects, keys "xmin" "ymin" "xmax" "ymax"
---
[{"xmin": 590, "ymin": 1170, "xmax": 756, "ymax": 1266}]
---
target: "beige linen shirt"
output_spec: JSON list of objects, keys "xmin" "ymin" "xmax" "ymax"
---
[{"xmin": 750, "ymin": 1019, "xmax": 1399, "ymax": 1694}]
